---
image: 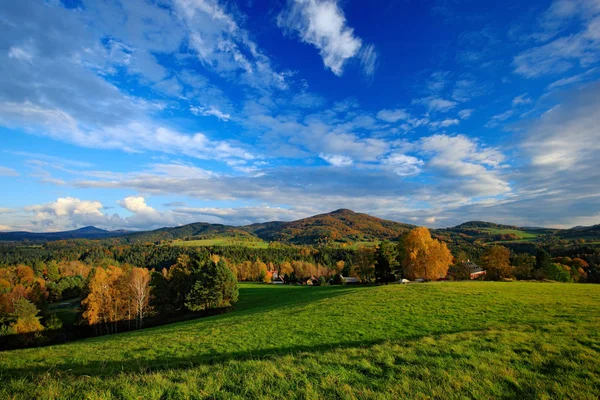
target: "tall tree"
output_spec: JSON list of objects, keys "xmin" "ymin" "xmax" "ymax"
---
[
  {"xmin": 128, "ymin": 267, "xmax": 151, "ymax": 328},
  {"xmin": 401, "ymin": 227, "xmax": 453, "ymax": 280},
  {"xmin": 352, "ymin": 246, "xmax": 376, "ymax": 283},
  {"xmin": 374, "ymin": 241, "xmax": 398, "ymax": 283},
  {"xmin": 481, "ymin": 246, "xmax": 514, "ymax": 280}
]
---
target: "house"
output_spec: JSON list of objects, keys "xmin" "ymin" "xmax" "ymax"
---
[
  {"xmin": 340, "ymin": 275, "xmax": 359, "ymax": 284},
  {"xmin": 465, "ymin": 262, "xmax": 486, "ymax": 279},
  {"xmin": 271, "ymin": 276, "xmax": 285, "ymax": 284},
  {"xmin": 300, "ymin": 276, "xmax": 320, "ymax": 285}
]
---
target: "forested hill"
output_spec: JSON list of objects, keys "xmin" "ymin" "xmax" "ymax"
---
[
  {"xmin": 244, "ymin": 209, "xmax": 414, "ymax": 244},
  {"xmin": 117, "ymin": 223, "xmax": 252, "ymax": 244},
  {"xmin": 451, "ymin": 221, "xmax": 519, "ymax": 230},
  {"xmin": 3, "ymin": 210, "xmax": 600, "ymax": 245},
  {"xmin": 120, "ymin": 209, "xmax": 415, "ymax": 245},
  {"xmin": 0, "ymin": 226, "xmax": 128, "ymax": 242}
]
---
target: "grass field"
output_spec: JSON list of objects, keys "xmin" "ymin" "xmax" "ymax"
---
[
  {"xmin": 479, "ymin": 227, "xmax": 539, "ymax": 241},
  {"xmin": 171, "ymin": 237, "xmax": 269, "ymax": 248},
  {"xmin": 1, "ymin": 282, "xmax": 599, "ymax": 399}
]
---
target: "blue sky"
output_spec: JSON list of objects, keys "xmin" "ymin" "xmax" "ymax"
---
[{"xmin": 1, "ymin": 0, "xmax": 599, "ymax": 231}]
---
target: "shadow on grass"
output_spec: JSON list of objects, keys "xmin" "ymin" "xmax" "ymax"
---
[
  {"xmin": 0, "ymin": 326, "xmax": 493, "ymax": 380},
  {"xmin": 0, "ymin": 284, "xmax": 365, "ymax": 352}
]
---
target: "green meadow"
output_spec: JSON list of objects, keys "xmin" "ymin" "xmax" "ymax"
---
[
  {"xmin": 479, "ymin": 227, "xmax": 539, "ymax": 241},
  {"xmin": 1, "ymin": 282, "xmax": 599, "ymax": 399}
]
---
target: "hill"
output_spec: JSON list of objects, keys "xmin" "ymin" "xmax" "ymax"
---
[
  {"xmin": 452, "ymin": 221, "xmax": 519, "ymax": 230},
  {"xmin": 0, "ymin": 226, "xmax": 129, "ymax": 242},
  {"xmin": 244, "ymin": 209, "xmax": 414, "ymax": 244},
  {"xmin": 118, "ymin": 222, "xmax": 252, "ymax": 243},
  {"xmin": 1, "ymin": 282, "xmax": 599, "ymax": 398},
  {"xmin": 558, "ymin": 224, "xmax": 600, "ymax": 241}
]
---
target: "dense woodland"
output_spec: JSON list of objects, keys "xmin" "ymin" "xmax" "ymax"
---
[{"xmin": 1, "ymin": 214, "xmax": 600, "ymax": 350}]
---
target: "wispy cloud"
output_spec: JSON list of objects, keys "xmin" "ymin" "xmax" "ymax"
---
[{"xmin": 278, "ymin": 0, "xmax": 375, "ymax": 76}]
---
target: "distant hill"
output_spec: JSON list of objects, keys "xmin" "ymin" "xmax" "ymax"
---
[
  {"xmin": 558, "ymin": 224, "xmax": 600, "ymax": 240},
  {"xmin": 118, "ymin": 223, "xmax": 252, "ymax": 243},
  {"xmin": 451, "ymin": 221, "xmax": 519, "ymax": 230},
  {"xmin": 0, "ymin": 226, "xmax": 129, "ymax": 242},
  {"xmin": 244, "ymin": 209, "xmax": 414, "ymax": 244},
  {"xmin": 3, "ymin": 212, "xmax": 600, "ymax": 246}
]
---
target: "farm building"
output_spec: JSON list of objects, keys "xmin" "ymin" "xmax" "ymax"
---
[
  {"xmin": 340, "ymin": 275, "xmax": 359, "ymax": 284},
  {"xmin": 465, "ymin": 262, "xmax": 486, "ymax": 279}
]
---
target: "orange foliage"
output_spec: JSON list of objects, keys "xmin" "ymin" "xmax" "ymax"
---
[{"xmin": 402, "ymin": 227, "xmax": 453, "ymax": 280}]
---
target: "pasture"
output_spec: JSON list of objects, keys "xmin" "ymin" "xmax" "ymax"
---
[{"xmin": 1, "ymin": 282, "xmax": 599, "ymax": 399}]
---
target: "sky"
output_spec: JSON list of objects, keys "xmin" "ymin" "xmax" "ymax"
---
[{"xmin": 0, "ymin": 0, "xmax": 599, "ymax": 232}]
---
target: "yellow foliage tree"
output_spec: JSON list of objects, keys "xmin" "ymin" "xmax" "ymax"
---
[
  {"xmin": 401, "ymin": 227, "xmax": 453, "ymax": 280},
  {"xmin": 128, "ymin": 267, "xmax": 151, "ymax": 328}
]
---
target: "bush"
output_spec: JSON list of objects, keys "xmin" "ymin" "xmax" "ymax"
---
[{"xmin": 45, "ymin": 314, "xmax": 63, "ymax": 331}]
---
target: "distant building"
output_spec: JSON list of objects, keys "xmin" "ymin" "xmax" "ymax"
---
[
  {"xmin": 340, "ymin": 275, "xmax": 359, "ymax": 284},
  {"xmin": 465, "ymin": 262, "xmax": 486, "ymax": 279},
  {"xmin": 300, "ymin": 276, "xmax": 320, "ymax": 285}
]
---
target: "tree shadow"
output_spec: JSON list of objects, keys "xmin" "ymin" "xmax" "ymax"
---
[
  {"xmin": 0, "ymin": 328, "xmax": 478, "ymax": 380},
  {"xmin": 0, "ymin": 284, "xmax": 363, "ymax": 351}
]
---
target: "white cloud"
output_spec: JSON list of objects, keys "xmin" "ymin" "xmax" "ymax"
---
[
  {"xmin": 486, "ymin": 110, "xmax": 514, "ymax": 128},
  {"xmin": 24, "ymin": 197, "xmax": 106, "ymax": 229},
  {"xmin": 359, "ymin": 44, "xmax": 378, "ymax": 77},
  {"xmin": 512, "ymin": 94, "xmax": 532, "ymax": 106},
  {"xmin": 0, "ymin": 166, "xmax": 19, "ymax": 176},
  {"xmin": 278, "ymin": 0, "xmax": 370, "ymax": 76},
  {"xmin": 458, "ymin": 109, "xmax": 474, "ymax": 119},
  {"xmin": 118, "ymin": 196, "xmax": 157, "ymax": 215},
  {"xmin": 376, "ymin": 108, "xmax": 410, "ymax": 123},
  {"xmin": 8, "ymin": 46, "xmax": 33, "ymax": 63},
  {"xmin": 190, "ymin": 105, "xmax": 231, "ymax": 121},
  {"xmin": 0, "ymin": 102, "xmax": 253, "ymax": 162},
  {"xmin": 420, "ymin": 134, "xmax": 510, "ymax": 197},
  {"xmin": 429, "ymin": 119, "xmax": 460, "ymax": 129},
  {"xmin": 547, "ymin": 68, "xmax": 597, "ymax": 89},
  {"xmin": 523, "ymin": 81, "xmax": 600, "ymax": 170},
  {"xmin": 176, "ymin": 0, "xmax": 289, "ymax": 89},
  {"xmin": 319, "ymin": 153, "xmax": 353, "ymax": 167},
  {"xmin": 382, "ymin": 154, "xmax": 424, "ymax": 176},
  {"xmin": 413, "ymin": 96, "xmax": 458, "ymax": 112},
  {"xmin": 513, "ymin": 0, "xmax": 600, "ymax": 78}
]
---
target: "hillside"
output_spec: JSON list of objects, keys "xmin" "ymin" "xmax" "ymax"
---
[
  {"xmin": 118, "ymin": 222, "xmax": 252, "ymax": 243},
  {"xmin": 452, "ymin": 221, "xmax": 519, "ymax": 230},
  {"xmin": 0, "ymin": 226, "xmax": 129, "ymax": 242},
  {"xmin": 4, "ymin": 211, "xmax": 600, "ymax": 246},
  {"xmin": 558, "ymin": 224, "xmax": 600, "ymax": 240},
  {"xmin": 1, "ymin": 282, "xmax": 599, "ymax": 399},
  {"xmin": 245, "ymin": 209, "xmax": 414, "ymax": 244}
]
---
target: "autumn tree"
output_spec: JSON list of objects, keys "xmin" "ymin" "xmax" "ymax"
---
[
  {"xmin": 11, "ymin": 298, "xmax": 44, "ymax": 334},
  {"xmin": 81, "ymin": 266, "xmax": 126, "ymax": 333},
  {"xmin": 128, "ymin": 267, "xmax": 151, "ymax": 328},
  {"xmin": 481, "ymin": 246, "xmax": 514, "ymax": 280},
  {"xmin": 352, "ymin": 246, "xmax": 376, "ymax": 283},
  {"xmin": 401, "ymin": 227, "xmax": 453, "ymax": 280},
  {"xmin": 279, "ymin": 261, "xmax": 293, "ymax": 277}
]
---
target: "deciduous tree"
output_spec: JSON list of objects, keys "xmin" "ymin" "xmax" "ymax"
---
[{"xmin": 401, "ymin": 227, "xmax": 453, "ymax": 280}]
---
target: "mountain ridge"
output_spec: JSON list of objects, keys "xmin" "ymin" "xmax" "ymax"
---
[{"xmin": 2, "ymin": 210, "xmax": 600, "ymax": 244}]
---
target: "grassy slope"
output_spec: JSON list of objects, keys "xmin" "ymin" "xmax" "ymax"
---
[
  {"xmin": 480, "ymin": 227, "xmax": 539, "ymax": 239},
  {"xmin": 2, "ymin": 282, "xmax": 600, "ymax": 399}
]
